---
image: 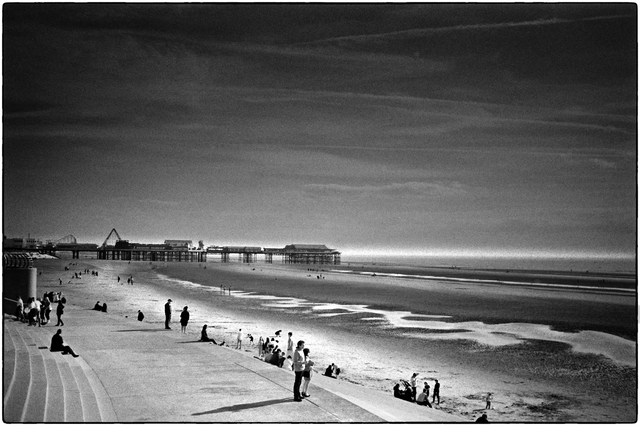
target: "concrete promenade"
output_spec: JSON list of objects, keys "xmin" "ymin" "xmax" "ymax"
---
[{"xmin": 4, "ymin": 300, "xmax": 465, "ymax": 423}]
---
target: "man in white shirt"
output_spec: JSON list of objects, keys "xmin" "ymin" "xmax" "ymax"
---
[
  {"xmin": 292, "ymin": 340, "xmax": 306, "ymax": 401},
  {"xmin": 236, "ymin": 329, "xmax": 242, "ymax": 349}
]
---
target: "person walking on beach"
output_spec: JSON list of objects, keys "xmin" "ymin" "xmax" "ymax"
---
[
  {"xmin": 180, "ymin": 306, "xmax": 190, "ymax": 333},
  {"xmin": 286, "ymin": 332, "xmax": 294, "ymax": 359},
  {"xmin": 138, "ymin": 310, "xmax": 144, "ymax": 321},
  {"xmin": 55, "ymin": 299, "xmax": 65, "ymax": 326},
  {"xmin": 485, "ymin": 392, "xmax": 493, "ymax": 410},
  {"xmin": 236, "ymin": 329, "xmax": 243, "ymax": 349},
  {"xmin": 292, "ymin": 340, "xmax": 306, "ymax": 401},
  {"xmin": 301, "ymin": 347, "xmax": 315, "ymax": 397},
  {"xmin": 432, "ymin": 379, "xmax": 440, "ymax": 405},
  {"xmin": 164, "ymin": 299, "xmax": 172, "ymax": 329}
]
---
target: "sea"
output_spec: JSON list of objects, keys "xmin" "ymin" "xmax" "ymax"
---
[{"xmin": 339, "ymin": 253, "xmax": 637, "ymax": 275}]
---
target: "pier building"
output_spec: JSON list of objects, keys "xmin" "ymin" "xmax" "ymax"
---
[
  {"xmin": 267, "ymin": 244, "xmax": 341, "ymax": 264},
  {"xmin": 208, "ymin": 244, "xmax": 340, "ymax": 264},
  {"xmin": 96, "ymin": 240, "xmax": 206, "ymax": 262}
]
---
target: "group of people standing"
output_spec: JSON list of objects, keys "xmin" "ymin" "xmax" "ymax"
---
[
  {"xmin": 394, "ymin": 373, "xmax": 440, "ymax": 408},
  {"xmin": 117, "ymin": 275, "xmax": 135, "ymax": 285},
  {"xmin": 292, "ymin": 339, "xmax": 315, "ymax": 401},
  {"xmin": 163, "ymin": 299, "xmax": 191, "ymax": 333},
  {"xmin": 14, "ymin": 292, "xmax": 66, "ymax": 327}
]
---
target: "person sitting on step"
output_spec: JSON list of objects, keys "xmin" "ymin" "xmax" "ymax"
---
[{"xmin": 50, "ymin": 329, "xmax": 79, "ymax": 357}]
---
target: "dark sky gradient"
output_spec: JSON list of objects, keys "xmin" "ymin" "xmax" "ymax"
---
[{"xmin": 3, "ymin": 4, "xmax": 636, "ymax": 258}]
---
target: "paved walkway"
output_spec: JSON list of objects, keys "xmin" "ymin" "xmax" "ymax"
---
[{"xmin": 4, "ymin": 300, "xmax": 465, "ymax": 422}]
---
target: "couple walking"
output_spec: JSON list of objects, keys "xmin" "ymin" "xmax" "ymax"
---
[{"xmin": 292, "ymin": 340, "xmax": 314, "ymax": 401}]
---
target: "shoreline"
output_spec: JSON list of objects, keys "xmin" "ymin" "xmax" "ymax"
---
[
  {"xmin": 32, "ymin": 257, "xmax": 637, "ymax": 422},
  {"xmin": 331, "ymin": 262, "xmax": 636, "ymax": 290}
]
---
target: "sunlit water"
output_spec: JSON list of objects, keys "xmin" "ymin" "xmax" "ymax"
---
[
  {"xmin": 156, "ymin": 272, "xmax": 636, "ymax": 367},
  {"xmin": 340, "ymin": 254, "xmax": 636, "ymax": 274}
]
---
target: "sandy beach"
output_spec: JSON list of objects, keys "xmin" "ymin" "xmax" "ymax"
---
[{"xmin": 32, "ymin": 256, "xmax": 636, "ymax": 422}]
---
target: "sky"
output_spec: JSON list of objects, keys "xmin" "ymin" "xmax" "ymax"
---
[{"xmin": 2, "ymin": 3, "xmax": 637, "ymax": 258}]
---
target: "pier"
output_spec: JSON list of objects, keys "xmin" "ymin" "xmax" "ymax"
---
[
  {"xmin": 96, "ymin": 248, "xmax": 207, "ymax": 262},
  {"xmin": 4, "ymin": 231, "xmax": 341, "ymax": 265},
  {"xmin": 207, "ymin": 244, "xmax": 341, "ymax": 264}
]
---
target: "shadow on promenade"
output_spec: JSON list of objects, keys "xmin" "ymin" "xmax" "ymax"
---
[{"xmin": 192, "ymin": 398, "xmax": 294, "ymax": 416}]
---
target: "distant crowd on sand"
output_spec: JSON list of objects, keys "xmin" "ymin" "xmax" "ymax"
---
[{"xmin": 393, "ymin": 372, "xmax": 493, "ymax": 422}]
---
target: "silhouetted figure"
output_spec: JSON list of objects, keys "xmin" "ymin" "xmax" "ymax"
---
[
  {"xmin": 138, "ymin": 310, "xmax": 144, "ymax": 321},
  {"xmin": 50, "ymin": 329, "xmax": 79, "ymax": 357},
  {"xmin": 180, "ymin": 306, "xmax": 190, "ymax": 333},
  {"xmin": 432, "ymin": 379, "xmax": 440, "ymax": 404},
  {"xmin": 164, "ymin": 299, "xmax": 172, "ymax": 329},
  {"xmin": 55, "ymin": 300, "xmax": 65, "ymax": 326},
  {"xmin": 199, "ymin": 324, "xmax": 224, "ymax": 345}
]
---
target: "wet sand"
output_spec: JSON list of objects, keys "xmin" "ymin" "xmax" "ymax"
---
[{"xmin": 34, "ymin": 257, "xmax": 637, "ymax": 422}]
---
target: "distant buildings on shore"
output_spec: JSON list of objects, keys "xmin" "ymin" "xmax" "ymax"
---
[{"xmin": 3, "ymin": 236, "xmax": 42, "ymax": 250}]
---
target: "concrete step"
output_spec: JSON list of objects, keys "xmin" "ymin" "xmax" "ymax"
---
[
  {"xmin": 14, "ymin": 322, "xmax": 85, "ymax": 422},
  {"xmin": 42, "ymin": 357, "xmax": 66, "ymax": 423},
  {"xmin": 27, "ymin": 323, "xmax": 116, "ymax": 422},
  {"xmin": 4, "ymin": 319, "xmax": 118, "ymax": 423},
  {"xmin": 13, "ymin": 323, "xmax": 66, "ymax": 422},
  {"xmin": 29, "ymin": 323, "xmax": 102, "ymax": 422},
  {"xmin": 3, "ymin": 326, "xmax": 30, "ymax": 422},
  {"xmin": 4, "ymin": 325, "xmax": 36, "ymax": 422},
  {"xmin": 22, "ymin": 352, "xmax": 47, "ymax": 422},
  {"xmin": 3, "ymin": 325, "xmax": 17, "ymax": 396},
  {"xmin": 70, "ymin": 364, "xmax": 102, "ymax": 422},
  {"xmin": 80, "ymin": 362, "xmax": 118, "ymax": 422},
  {"xmin": 26, "ymin": 327, "xmax": 69, "ymax": 423},
  {"xmin": 16, "ymin": 326, "xmax": 50, "ymax": 422},
  {"xmin": 57, "ymin": 359, "xmax": 84, "ymax": 421}
]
